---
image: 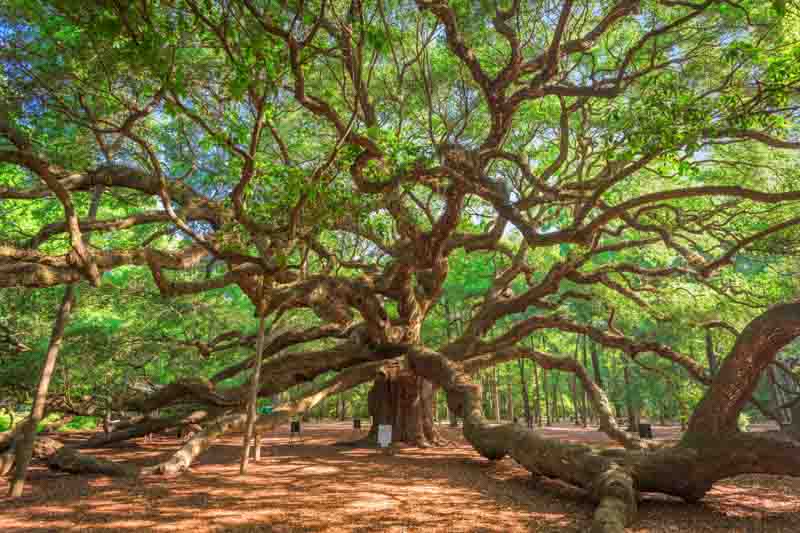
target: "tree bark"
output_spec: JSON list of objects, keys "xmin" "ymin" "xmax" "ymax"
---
[
  {"xmin": 240, "ymin": 313, "xmax": 268, "ymax": 474},
  {"xmin": 9, "ymin": 285, "xmax": 75, "ymax": 498},
  {"xmin": 365, "ymin": 368, "xmax": 438, "ymax": 446},
  {"xmin": 688, "ymin": 303, "xmax": 800, "ymax": 438}
]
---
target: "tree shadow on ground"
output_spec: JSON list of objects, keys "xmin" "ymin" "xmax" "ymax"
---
[{"xmin": 0, "ymin": 423, "xmax": 797, "ymax": 532}]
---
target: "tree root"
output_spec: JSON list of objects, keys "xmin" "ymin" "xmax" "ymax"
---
[{"xmin": 404, "ymin": 345, "xmax": 800, "ymax": 531}]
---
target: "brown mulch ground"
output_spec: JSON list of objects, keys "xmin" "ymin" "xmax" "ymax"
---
[{"xmin": 1, "ymin": 422, "xmax": 798, "ymax": 532}]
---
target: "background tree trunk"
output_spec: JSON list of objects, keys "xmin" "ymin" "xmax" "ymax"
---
[
  {"xmin": 9, "ymin": 285, "xmax": 75, "ymax": 497},
  {"xmin": 766, "ymin": 367, "xmax": 787, "ymax": 425},
  {"xmin": 507, "ymin": 373, "xmax": 515, "ymax": 422},
  {"xmin": 543, "ymin": 368, "xmax": 551, "ymax": 425},
  {"xmin": 623, "ymin": 365, "xmax": 640, "ymax": 432},
  {"xmin": 553, "ymin": 372, "xmax": 561, "ymax": 422},
  {"xmin": 532, "ymin": 363, "xmax": 542, "ymax": 426},
  {"xmin": 337, "ymin": 393, "xmax": 346, "ymax": 421},
  {"xmin": 518, "ymin": 359, "xmax": 533, "ymax": 428},
  {"xmin": 591, "ymin": 342, "xmax": 604, "ymax": 389},
  {"xmin": 491, "ymin": 367, "xmax": 501, "ymax": 421}
]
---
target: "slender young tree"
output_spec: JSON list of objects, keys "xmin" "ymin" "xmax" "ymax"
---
[
  {"xmin": 8, "ymin": 286, "xmax": 75, "ymax": 497},
  {"xmin": 518, "ymin": 359, "xmax": 533, "ymax": 428},
  {"xmin": 240, "ymin": 307, "xmax": 268, "ymax": 473}
]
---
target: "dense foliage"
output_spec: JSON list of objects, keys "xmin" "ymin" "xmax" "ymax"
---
[{"xmin": 2, "ymin": 1, "xmax": 800, "ymax": 528}]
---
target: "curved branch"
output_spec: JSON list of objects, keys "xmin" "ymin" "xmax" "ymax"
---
[{"xmin": 687, "ymin": 303, "xmax": 800, "ymax": 438}]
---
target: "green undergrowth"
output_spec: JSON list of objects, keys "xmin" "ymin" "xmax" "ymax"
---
[{"xmin": 0, "ymin": 413, "xmax": 99, "ymax": 432}]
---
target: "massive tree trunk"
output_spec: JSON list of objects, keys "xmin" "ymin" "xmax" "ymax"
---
[
  {"xmin": 365, "ymin": 368, "xmax": 438, "ymax": 446},
  {"xmin": 9, "ymin": 285, "xmax": 75, "ymax": 498}
]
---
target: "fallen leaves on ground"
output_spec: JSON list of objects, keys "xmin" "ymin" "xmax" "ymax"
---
[{"xmin": 0, "ymin": 422, "xmax": 797, "ymax": 532}]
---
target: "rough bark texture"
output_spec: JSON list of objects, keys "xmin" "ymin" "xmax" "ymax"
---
[
  {"xmin": 48, "ymin": 443, "xmax": 138, "ymax": 478},
  {"xmin": 688, "ymin": 303, "xmax": 800, "ymax": 438},
  {"xmin": 3, "ymin": 435, "xmax": 135, "ymax": 479},
  {"xmin": 366, "ymin": 368, "xmax": 438, "ymax": 446}
]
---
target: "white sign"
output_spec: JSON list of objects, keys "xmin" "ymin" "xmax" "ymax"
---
[{"xmin": 377, "ymin": 424, "xmax": 392, "ymax": 448}]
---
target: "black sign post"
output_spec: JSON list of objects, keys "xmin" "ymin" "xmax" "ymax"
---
[
  {"xmin": 289, "ymin": 420, "xmax": 301, "ymax": 444},
  {"xmin": 638, "ymin": 423, "xmax": 654, "ymax": 439}
]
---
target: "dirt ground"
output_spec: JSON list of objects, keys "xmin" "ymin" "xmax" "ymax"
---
[{"xmin": 1, "ymin": 421, "xmax": 798, "ymax": 532}]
